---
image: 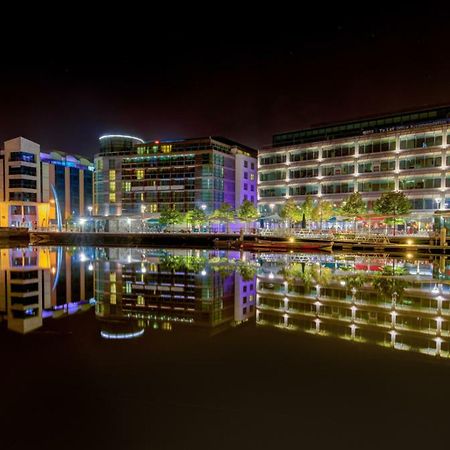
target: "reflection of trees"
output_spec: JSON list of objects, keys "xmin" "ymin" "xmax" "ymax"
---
[
  {"xmin": 159, "ymin": 255, "xmax": 257, "ymax": 281},
  {"xmin": 236, "ymin": 261, "xmax": 258, "ymax": 281},
  {"xmin": 209, "ymin": 257, "xmax": 258, "ymax": 280},
  {"xmin": 372, "ymin": 276, "xmax": 411, "ymax": 302},
  {"xmin": 281, "ymin": 263, "xmax": 333, "ymax": 290},
  {"xmin": 342, "ymin": 273, "xmax": 370, "ymax": 290},
  {"xmin": 161, "ymin": 255, "xmax": 207, "ymax": 272}
]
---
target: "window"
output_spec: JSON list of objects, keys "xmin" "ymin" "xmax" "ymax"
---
[
  {"xmin": 250, "ymin": 173, "xmax": 255, "ymax": 181},
  {"xmin": 260, "ymin": 154, "xmax": 286, "ymax": 165},
  {"xmin": 136, "ymin": 169, "xmax": 144, "ymax": 180},
  {"xmin": 244, "ymin": 160, "xmax": 248, "ymax": 168},
  {"xmin": 244, "ymin": 172, "xmax": 248, "ymax": 179},
  {"xmin": 251, "ymin": 162, "xmax": 255, "ymax": 170}
]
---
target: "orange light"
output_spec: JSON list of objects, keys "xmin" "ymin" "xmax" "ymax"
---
[{"xmin": 155, "ymin": 140, "xmax": 160, "ymax": 144}]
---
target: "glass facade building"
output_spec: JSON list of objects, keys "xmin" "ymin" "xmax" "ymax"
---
[
  {"xmin": 94, "ymin": 135, "xmax": 257, "ymax": 218},
  {"xmin": 258, "ymin": 105, "xmax": 450, "ymax": 215},
  {"xmin": 0, "ymin": 137, "xmax": 94, "ymax": 228}
]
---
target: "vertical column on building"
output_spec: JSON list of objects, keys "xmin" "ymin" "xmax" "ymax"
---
[
  {"xmin": 318, "ymin": 147, "xmax": 323, "ymax": 197},
  {"xmin": 442, "ymin": 127, "xmax": 448, "ymax": 208},
  {"xmin": 395, "ymin": 135, "xmax": 400, "ymax": 191},
  {"xmin": 354, "ymin": 141, "xmax": 359, "ymax": 192}
]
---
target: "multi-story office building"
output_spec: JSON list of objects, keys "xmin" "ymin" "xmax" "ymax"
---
[
  {"xmin": 94, "ymin": 135, "xmax": 257, "ymax": 219},
  {"xmin": 258, "ymin": 105, "xmax": 450, "ymax": 216},
  {"xmin": 0, "ymin": 137, "xmax": 94, "ymax": 228},
  {"xmin": 256, "ymin": 253, "xmax": 450, "ymax": 358}
]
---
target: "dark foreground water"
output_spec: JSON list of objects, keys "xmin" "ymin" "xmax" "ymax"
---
[{"xmin": 2, "ymin": 247, "xmax": 450, "ymax": 449}]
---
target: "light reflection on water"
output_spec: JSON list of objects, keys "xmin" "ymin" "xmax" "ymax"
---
[{"xmin": 1, "ymin": 246, "xmax": 450, "ymax": 359}]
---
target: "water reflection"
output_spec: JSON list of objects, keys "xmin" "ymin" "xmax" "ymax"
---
[
  {"xmin": 94, "ymin": 248, "xmax": 257, "ymax": 337},
  {"xmin": 0, "ymin": 247, "xmax": 95, "ymax": 333},
  {"xmin": 257, "ymin": 253, "xmax": 450, "ymax": 357},
  {"xmin": 2, "ymin": 246, "xmax": 450, "ymax": 359}
]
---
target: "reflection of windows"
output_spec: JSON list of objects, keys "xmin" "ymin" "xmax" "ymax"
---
[
  {"xmin": 136, "ymin": 169, "xmax": 144, "ymax": 180},
  {"xmin": 110, "ymin": 294, "xmax": 116, "ymax": 304},
  {"xmin": 109, "ymin": 170, "xmax": 116, "ymax": 181},
  {"xmin": 137, "ymin": 295, "xmax": 144, "ymax": 306},
  {"xmin": 123, "ymin": 181, "xmax": 131, "ymax": 192},
  {"xmin": 109, "ymin": 192, "xmax": 116, "ymax": 202}
]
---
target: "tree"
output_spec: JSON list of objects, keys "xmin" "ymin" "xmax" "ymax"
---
[
  {"xmin": 373, "ymin": 191, "xmax": 411, "ymax": 236},
  {"xmin": 280, "ymin": 199, "xmax": 302, "ymax": 228},
  {"xmin": 340, "ymin": 192, "xmax": 366, "ymax": 232},
  {"xmin": 299, "ymin": 195, "xmax": 315, "ymax": 221},
  {"xmin": 159, "ymin": 208, "xmax": 183, "ymax": 231},
  {"xmin": 312, "ymin": 200, "xmax": 334, "ymax": 229},
  {"xmin": 237, "ymin": 200, "xmax": 259, "ymax": 232},
  {"xmin": 209, "ymin": 203, "xmax": 235, "ymax": 233},
  {"xmin": 185, "ymin": 208, "xmax": 208, "ymax": 230}
]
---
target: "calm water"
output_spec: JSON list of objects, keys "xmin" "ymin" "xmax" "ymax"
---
[{"xmin": 2, "ymin": 246, "xmax": 450, "ymax": 448}]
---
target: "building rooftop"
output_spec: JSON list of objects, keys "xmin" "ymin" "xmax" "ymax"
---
[{"xmin": 272, "ymin": 104, "xmax": 450, "ymax": 147}]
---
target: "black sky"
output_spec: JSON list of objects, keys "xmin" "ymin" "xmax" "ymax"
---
[{"xmin": 1, "ymin": 8, "xmax": 449, "ymax": 156}]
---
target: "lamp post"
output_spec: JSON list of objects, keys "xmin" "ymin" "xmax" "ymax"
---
[
  {"xmin": 87, "ymin": 205, "xmax": 93, "ymax": 216},
  {"xmin": 201, "ymin": 204, "xmax": 208, "ymax": 233}
]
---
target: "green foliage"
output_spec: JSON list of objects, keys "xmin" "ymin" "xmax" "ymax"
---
[
  {"xmin": 312, "ymin": 200, "xmax": 334, "ymax": 222},
  {"xmin": 340, "ymin": 192, "xmax": 366, "ymax": 218},
  {"xmin": 185, "ymin": 208, "xmax": 208, "ymax": 228},
  {"xmin": 161, "ymin": 255, "xmax": 207, "ymax": 272},
  {"xmin": 237, "ymin": 200, "xmax": 259, "ymax": 223},
  {"xmin": 209, "ymin": 203, "xmax": 235, "ymax": 233},
  {"xmin": 280, "ymin": 199, "xmax": 302, "ymax": 223},
  {"xmin": 159, "ymin": 208, "xmax": 183, "ymax": 229},
  {"xmin": 299, "ymin": 195, "xmax": 315, "ymax": 221},
  {"xmin": 373, "ymin": 191, "xmax": 411, "ymax": 216}
]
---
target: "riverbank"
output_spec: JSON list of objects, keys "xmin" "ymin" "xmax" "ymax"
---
[{"xmin": 26, "ymin": 231, "xmax": 450, "ymax": 255}]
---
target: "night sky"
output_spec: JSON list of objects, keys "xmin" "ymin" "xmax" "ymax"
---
[{"xmin": 1, "ymin": 9, "xmax": 449, "ymax": 157}]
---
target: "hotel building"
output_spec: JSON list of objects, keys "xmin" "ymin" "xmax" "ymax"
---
[
  {"xmin": 93, "ymin": 135, "xmax": 257, "ymax": 221},
  {"xmin": 258, "ymin": 105, "xmax": 450, "ymax": 215},
  {"xmin": 0, "ymin": 137, "xmax": 94, "ymax": 228}
]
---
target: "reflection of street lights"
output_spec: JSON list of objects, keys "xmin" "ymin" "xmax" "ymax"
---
[{"xmin": 127, "ymin": 217, "xmax": 131, "ymax": 232}]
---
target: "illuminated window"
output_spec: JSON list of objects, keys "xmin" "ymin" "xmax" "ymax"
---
[
  {"xmin": 123, "ymin": 181, "xmax": 131, "ymax": 192},
  {"xmin": 137, "ymin": 295, "xmax": 145, "ymax": 306},
  {"xmin": 110, "ymin": 182, "xmax": 115, "ymax": 192},
  {"xmin": 250, "ymin": 173, "xmax": 255, "ymax": 181},
  {"xmin": 161, "ymin": 144, "xmax": 172, "ymax": 153},
  {"xmin": 125, "ymin": 281, "xmax": 132, "ymax": 294},
  {"xmin": 110, "ymin": 273, "xmax": 116, "ymax": 282},
  {"xmin": 136, "ymin": 169, "xmax": 144, "ymax": 180},
  {"xmin": 110, "ymin": 294, "xmax": 116, "ymax": 304},
  {"xmin": 149, "ymin": 203, "xmax": 158, "ymax": 213},
  {"xmin": 109, "ymin": 170, "xmax": 116, "ymax": 181},
  {"xmin": 110, "ymin": 283, "xmax": 116, "ymax": 294},
  {"xmin": 109, "ymin": 192, "xmax": 116, "ymax": 202}
]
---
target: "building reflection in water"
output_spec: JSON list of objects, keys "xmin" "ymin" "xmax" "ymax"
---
[
  {"xmin": 0, "ymin": 247, "xmax": 95, "ymax": 333},
  {"xmin": 94, "ymin": 248, "xmax": 257, "ymax": 338},
  {"xmin": 256, "ymin": 253, "xmax": 450, "ymax": 358}
]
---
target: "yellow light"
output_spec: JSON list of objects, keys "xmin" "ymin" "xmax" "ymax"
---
[
  {"xmin": 407, "ymin": 239, "xmax": 414, "ymax": 245},
  {"xmin": 288, "ymin": 237, "xmax": 295, "ymax": 243},
  {"xmin": 406, "ymin": 252, "xmax": 413, "ymax": 259}
]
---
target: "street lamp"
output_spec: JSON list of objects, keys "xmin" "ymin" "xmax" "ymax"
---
[
  {"xmin": 87, "ymin": 205, "xmax": 93, "ymax": 216},
  {"xmin": 435, "ymin": 197, "xmax": 442, "ymax": 210},
  {"xmin": 79, "ymin": 218, "xmax": 86, "ymax": 233}
]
